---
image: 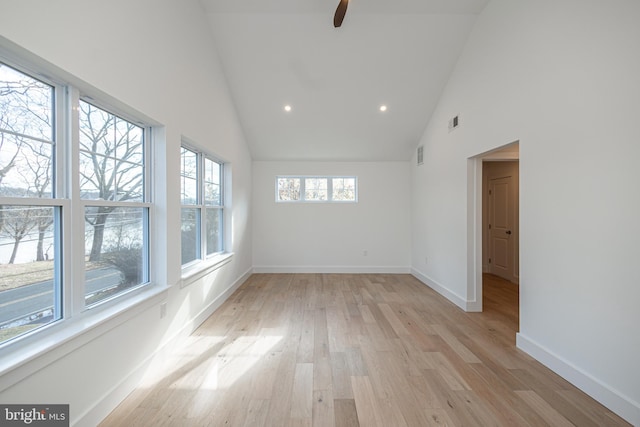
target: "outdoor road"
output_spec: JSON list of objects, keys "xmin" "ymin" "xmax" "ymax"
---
[{"xmin": 0, "ymin": 267, "xmax": 122, "ymax": 325}]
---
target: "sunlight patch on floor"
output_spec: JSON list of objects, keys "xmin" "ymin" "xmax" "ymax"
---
[
  {"xmin": 141, "ymin": 333, "xmax": 284, "ymax": 392},
  {"xmin": 195, "ymin": 334, "xmax": 282, "ymax": 391},
  {"xmin": 138, "ymin": 335, "xmax": 226, "ymax": 388}
]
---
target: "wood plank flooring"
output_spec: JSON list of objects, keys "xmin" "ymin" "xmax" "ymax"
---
[{"xmin": 100, "ymin": 273, "xmax": 630, "ymax": 426}]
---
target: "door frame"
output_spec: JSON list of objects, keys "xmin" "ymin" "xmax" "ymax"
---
[{"xmin": 466, "ymin": 141, "xmax": 519, "ymax": 312}]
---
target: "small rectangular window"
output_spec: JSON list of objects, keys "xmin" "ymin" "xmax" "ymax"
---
[
  {"xmin": 304, "ymin": 178, "xmax": 328, "ymax": 201},
  {"xmin": 276, "ymin": 176, "xmax": 357, "ymax": 203},
  {"xmin": 277, "ymin": 177, "xmax": 301, "ymax": 201},
  {"xmin": 332, "ymin": 177, "xmax": 356, "ymax": 201}
]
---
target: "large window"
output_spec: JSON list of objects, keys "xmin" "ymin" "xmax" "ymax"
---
[
  {"xmin": 276, "ymin": 176, "xmax": 357, "ymax": 202},
  {"xmin": 0, "ymin": 59, "xmax": 152, "ymax": 346},
  {"xmin": 181, "ymin": 145, "xmax": 224, "ymax": 267}
]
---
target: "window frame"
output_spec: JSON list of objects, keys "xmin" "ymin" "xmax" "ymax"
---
[
  {"xmin": 0, "ymin": 59, "xmax": 66, "ymax": 344},
  {"xmin": 75, "ymin": 96, "xmax": 153, "ymax": 309},
  {"xmin": 0, "ymin": 52, "xmax": 157, "ymax": 353},
  {"xmin": 275, "ymin": 175, "xmax": 358, "ymax": 203},
  {"xmin": 180, "ymin": 142, "xmax": 226, "ymax": 272}
]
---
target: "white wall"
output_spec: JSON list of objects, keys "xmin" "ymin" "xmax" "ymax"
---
[
  {"xmin": 0, "ymin": 0, "xmax": 252, "ymax": 425},
  {"xmin": 411, "ymin": 0, "xmax": 640, "ymax": 424},
  {"xmin": 253, "ymin": 161, "xmax": 411, "ymax": 273}
]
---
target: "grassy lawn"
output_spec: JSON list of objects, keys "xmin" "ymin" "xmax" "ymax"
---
[
  {"xmin": 0, "ymin": 324, "xmax": 40, "ymax": 342},
  {"xmin": 0, "ymin": 260, "xmax": 108, "ymax": 291},
  {"xmin": 0, "ymin": 261, "xmax": 55, "ymax": 291}
]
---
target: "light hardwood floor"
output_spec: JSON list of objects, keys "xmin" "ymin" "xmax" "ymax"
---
[{"xmin": 101, "ymin": 274, "xmax": 630, "ymax": 426}]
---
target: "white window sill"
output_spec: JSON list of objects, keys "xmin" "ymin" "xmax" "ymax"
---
[
  {"xmin": 181, "ymin": 252, "xmax": 234, "ymax": 288},
  {"xmin": 0, "ymin": 284, "xmax": 168, "ymax": 393}
]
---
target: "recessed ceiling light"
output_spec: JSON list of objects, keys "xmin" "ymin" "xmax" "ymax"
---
[
  {"xmin": 284, "ymin": 105, "xmax": 292, "ymax": 112},
  {"xmin": 379, "ymin": 105, "xmax": 387, "ymax": 112}
]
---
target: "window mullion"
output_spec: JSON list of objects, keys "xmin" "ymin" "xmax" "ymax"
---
[
  {"xmin": 143, "ymin": 128, "xmax": 152, "ymax": 285},
  {"xmin": 53, "ymin": 83, "xmax": 67, "ymax": 325},
  {"xmin": 53, "ymin": 206, "xmax": 64, "ymax": 322},
  {"xmin": 218, "ymin": 163, "xmax": 223, "ymax": 207},
  {"xmin": 67, "ymin": 87, "xmax": 85, "ymax": 315},
  {"xmin": 142, "ymin": 206, "xmax": 150, "ymax": 284},
  {"xmin": 199, "ymin": 153, "xmax": 206, "ymax": 259}
]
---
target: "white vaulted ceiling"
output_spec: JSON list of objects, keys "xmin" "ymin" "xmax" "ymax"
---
[{"xmin": 200, "ymin": 0, "xmax": 489, "ymax": 161}]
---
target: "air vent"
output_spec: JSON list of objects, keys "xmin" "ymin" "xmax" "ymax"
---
[
  {"xmin": 448, "ymin": 114, "xmax": 460, "ymax": 132},
  {"xmin": 417, "ymin": 145, "xmax": 424, "ymax": 166}
]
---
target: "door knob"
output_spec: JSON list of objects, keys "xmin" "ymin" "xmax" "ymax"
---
[{"xmin": 506, "ymin": 230, "xmax": 512, "ymax": 235}]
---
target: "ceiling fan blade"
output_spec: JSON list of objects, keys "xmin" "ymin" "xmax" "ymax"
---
[{"xmin": 334, "ymin": 0, "xmax": 349, "ymax": 27}]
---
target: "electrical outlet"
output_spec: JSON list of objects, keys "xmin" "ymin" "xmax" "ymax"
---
[{"xmin": 425, "ymin": 256, "xmax": 428, "ymax": 264}]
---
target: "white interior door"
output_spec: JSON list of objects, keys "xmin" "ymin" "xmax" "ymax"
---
[{"xmin": 489, "ymin": 176, "xmax": 513, "ymax": 281}]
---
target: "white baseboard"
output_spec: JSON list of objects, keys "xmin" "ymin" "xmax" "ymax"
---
[
  {"xmin": 75, "ymin": 358, "xmax": 150, "ymax": 427},
  {"xmin": 76, "ymin": 267, "xmax": 253, "ymax": 427},
  {"xmin": 189, "ymin": 267, "xmax": 253, "ymax": 330},
  {"xmin": 465, "ymin": 299, "xmax": 482, "ymax": 312},
  {"xmin": 252, "ymin": 265, "xmax": 411, "ymax": 274},
  {"xmin": 516, "ymin": 333, "xmax": 640, "ymax": 426},
  {"xmin": 411, "ymin": 268, "xmax": 472, "ymax": 311}
]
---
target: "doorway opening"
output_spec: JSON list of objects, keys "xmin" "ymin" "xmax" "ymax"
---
[
  {"xmin": 482, "ymin": 157, "xmax": 520, "ymax": 335},
  {"xmin": 467, "ymin": 142, "xmax": 519, "ymax": 328}
]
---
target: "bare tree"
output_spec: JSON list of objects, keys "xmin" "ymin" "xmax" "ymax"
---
[
  {"xmin": 0, "ymin": 134, "xmax": 20, "ymax": 187},
  {"xmin": 1, "ymin": 63, "xmax": 54, "ymax": 235},
  {"xmin": 1, "ymin": 68, "xmax": 52, "ymax": 181},
  {"xmin": 16, "ymin": 141, "xmax": 53, "ymax": 261},
  {"xmin": 277, "ymin": 177, "xmax": 301, "ymax": 201},
  {"xmin": 79, "ymin": 102, "xmax": 143, "ymax": 261},
  {"xmin": 0, "ymin": 206, "xmax": 36, "ymax": 264},
  {"xmin": 0, "ymin": 132, "xmax": 20, "ymax": 232}
]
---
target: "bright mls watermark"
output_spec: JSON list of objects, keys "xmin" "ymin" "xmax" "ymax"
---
[{"xmin": 1, "ymin": 405, "xmax": 69, "ymax": 426}]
